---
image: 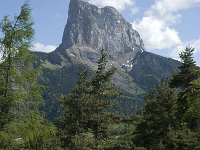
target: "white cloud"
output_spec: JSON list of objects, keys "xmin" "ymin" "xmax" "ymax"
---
[
  {"xmin": 85, "ymin": 0, "xmax": 136, "ymax": 12},
  {"xmin": 150, "ymin": 0, "xmax": 200, "ymax": 24},
  {"xmin": 132, "ymin": 0, "xmax": 200, "ymax": 50},
  {"xmin": 151, "ymin": 0, "xmax": 200, "ymax": 15},
  {"xmin": 31, "ymin": 43, "xmax": 57, "ymax": 53},
  {"xmin": 171, "ymin": 39, "xmax": 200, "ymax": 58},
  {"xmin": 132, "ymin": 17, "xmax": 181, "ymax": 50}
]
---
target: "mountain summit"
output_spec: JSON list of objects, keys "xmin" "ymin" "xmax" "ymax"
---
[
  {"xmin": 55, "ymin": 0, "xmax": 146, "ymax": 72},
  {"xmin": 62, "ymin": 0, "xmax": 144, "ymax": 53},
  {"xmin": 35, "ymin": 0, "xmax": 180, "ymax": 118}
]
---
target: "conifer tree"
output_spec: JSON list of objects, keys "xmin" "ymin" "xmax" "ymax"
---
[
  {"xmin": 57, "ymin": 49, "xmax": 120, "ymax": 149},
  {"xmin": 133, "ymin": 47, "xmax": 200, "ymax": 149},
  {"xmin": 183, "ymin": 78, "xmax": 200, "ymax": 131},
  {"xmin": 0, "ymin": 3, "xmax": 59, "ymax": 149},
  {"xmin": 170, "ymin": 47, "xmax": 200, "ymax": 89},
  {"xmin": 170, "ymin": 47, "xmax": 200, "ymax": 127},
  {"xmin": 179, "ymin": 77, "xmax": 200, "ymax": 132},
  {"xmin": 133, "ymin": 81, "xmax": 177, "ymax": 149}
]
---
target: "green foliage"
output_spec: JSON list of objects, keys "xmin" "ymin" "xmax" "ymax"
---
[
  {"xmin": 0, "ymin": 2, "xmax": 34, "ymax": 130},
  {"xmin": 129, "ymin": 51, "xmax": 181, "ymax": 90},
  {"xmin": 57, "ymin": 49, "xmax": 121, "ymax": 149},
  {"xmin": 133, "ymin": 81, "xmax": 178, "ymax": 149},
  {"xmin": 7, "ymin": 112, "xmax": 58, "ymax": 149},
  {"xmin": 170, "ymin": 47, "xmax": 200, "ymax": 89},
  {"xmin": 0, "ymin": 3, "xmax": 60, "ymax": 149},
  {"xmin": 165, "ymin": 127, "xmax": 200, "ymax": 150},
  {"xmin": 0, "ymin": 131, "xmax": 15, "ymax": 149},
  {"xmin": 0, "ymin": 3, "xmax": 34, "ymax": 136},
  {"xmin": 1, "ymin": 2, "xmax": 199, "ymax": 150},
  {"xmin": 170, "ymin": 47, "xmax": 200, "ymax": 130},
  {"xmin": 132, "ymin": 47, "xmax": 200, "ymax": 149},
  {"xmin": 180, "ymin": 78, "xmax": 200, "ymax": 131}
]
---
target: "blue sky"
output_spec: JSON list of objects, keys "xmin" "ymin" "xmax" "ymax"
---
[{"xmin": 0, "ymin": 0, "xmax": 200, "ymax": 65}]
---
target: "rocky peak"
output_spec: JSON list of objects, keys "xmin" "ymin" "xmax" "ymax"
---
[
  {"xmin": 36, "ymin": 0, "xmax": 181, "ymax": 118},
  {"xmin": 61, "ymin": 0, "xmax": 145, "ymax": 55}
]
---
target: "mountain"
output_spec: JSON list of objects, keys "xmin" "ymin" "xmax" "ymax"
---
[
  {"xmin": 34, "ymin": 0, "xmax": 181, "ymax": 119},
  {"xmin": 62, "ymin": 0, "xmax": 144, "ymax": 53}
]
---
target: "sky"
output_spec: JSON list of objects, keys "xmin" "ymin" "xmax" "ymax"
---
[{"xmin": 0, "ymin": 0, "xmax": 200, "ymax": 65}]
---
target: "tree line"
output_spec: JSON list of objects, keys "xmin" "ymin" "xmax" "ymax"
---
[{"xmin": 0, "ymin": 3, "xmax": 199, "ymax": 150}]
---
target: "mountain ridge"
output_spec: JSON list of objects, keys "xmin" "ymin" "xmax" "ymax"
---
[{"xmin": 34, "ymin": 0, "xmax": 181, "ymax": 118}]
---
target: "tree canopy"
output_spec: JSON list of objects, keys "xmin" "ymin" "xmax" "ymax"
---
[{"xmin": 0, "ymin": 3, "xmax": 59, "ymax": 149}]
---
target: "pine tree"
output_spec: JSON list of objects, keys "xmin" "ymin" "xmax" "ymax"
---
[
  {"xmin": 88, "ymin": 49, "xmax": 119, "ymax": 140},
  {"xmin": 0, "ymin": 2, "xmax": 35, "ymax": 129},
  {"xmin": 0, "ymin": 2, "xmax": 35, "ymax": 136},
  {"xmin": 170, "ymin": 47, "xmax": 200, "ymax": 89},
  {"xmin": 133, "ymin": 81, "xmax": 178, "ymax": 149},
  {"xmin": 132, "ymin": 47, "xmax": 200, "ymax": 149},
  {"xmin": 180, "ymin": 78, "xmax": 200, "ymax": 132},
  {"xmin": 156, "ymin": 49, "xmax": 200, "ymax": 150},
  {"xmin": 0, "ymin": 3, "xmax": 59, "ymax": 149},
  {"xmin": 170, "ymin": 47, "xmax": 200, "ymax": 129},
  {"xmin": 57, "ymin": 49, "xmax": 120, "ymax": 149},
  {"xmin": 165, "ymin": 124, "xmax": 200, "ymax": 149},
  {"xmin": 57, "ymin": 69, "xmax": 91, "ymax": 148}
]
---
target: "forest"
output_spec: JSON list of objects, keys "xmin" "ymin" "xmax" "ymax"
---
[{"xmin": 0, "ymin": 3, "xmax": 200, "ymax": 150}]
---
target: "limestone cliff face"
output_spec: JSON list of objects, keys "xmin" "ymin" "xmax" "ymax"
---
[
  {"xmin": 58, "ymin": 0, "xmax": 145, "ymax": 71},
  {"xmin": 50, "ymin": 0, "xmax": 180, "ymax": 92},
  {"xmin": 62, "ymin": 0, "xmax": 144, "ymax": 53}
]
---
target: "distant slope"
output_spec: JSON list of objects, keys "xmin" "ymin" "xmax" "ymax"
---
[
  {"xmin": 129, "ymin": 51, "xmax": 181, "ymax": 90},
  {"xmin": 33, "ymin": 50, "xmax": 180, "ymax": 119},
  {"xmin": 32, "ymin": 0, "xmax": 181, "ymax": 119}
]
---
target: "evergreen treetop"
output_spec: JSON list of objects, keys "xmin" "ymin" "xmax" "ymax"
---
[{"xmin": 170, "ymin": 47, "xmax": 200, "ymax": 89}]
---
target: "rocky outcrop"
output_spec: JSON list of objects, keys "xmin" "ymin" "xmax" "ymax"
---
[
  {"xmin": 42, "ymin": 0, "xmax": 180, "ymax": 94},
  {"xmin": 58, "ymin": 0, "xmax": 145, "ymax": 71},
  {"xmin": 62, "ymin": 0, "xmax": 144, "ymax": 52},
  {"xmin": 35, "ymin": 0, "xmax": 180, "ymax": 118}
]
